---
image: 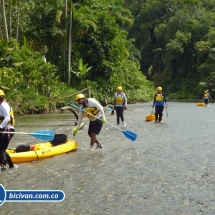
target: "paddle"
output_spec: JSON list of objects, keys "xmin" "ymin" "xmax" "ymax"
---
[
  {"xmin": 108, "ymin": 107, "xmax": 113, "ymax": 111},
  {"xmin": 70, "ymin": 103, "xmax": 137, "ymax": 141},
  {"xmin": 151, "ymin": 106, "xmax": 154, "ymax": 114},
  {"xmin": 1, "ymin": 130, "xmax": 55, "ymax": 141},
  {"xmin": 166, "ymin": 106, "xmax": 168, "ymax": 118},
  {"xmin": 108, "ymin": 107, "xmax": 115, "ymax": 115}
]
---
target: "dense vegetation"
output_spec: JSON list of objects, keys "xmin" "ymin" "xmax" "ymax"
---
[
  {"xmin": 1, "ymin": 0, "xmax": 215, "ymax": 114},
  {"xmin": 126, "ymin": 0, "xmax": 215, "ymax": 99}
]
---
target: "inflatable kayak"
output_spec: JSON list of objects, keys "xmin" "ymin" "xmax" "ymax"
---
[
  {"xmin": 6, "ymin": 139, "xmax": 78, "ymax": 163},
  {"xmin": 196, "ymin": 103, "xmax": 205, "ymax": 106},
  {"xmin": 145, "ymin": 113, "xmax": 164, "ymax": 122},
  {"xmin": 145, "ymin": 113, "xmax": 155, "ymax": 122}
]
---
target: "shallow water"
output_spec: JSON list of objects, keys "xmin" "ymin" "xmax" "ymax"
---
[{"xmin": 1, "ymin": 102, "xmax": 215, "ymax": 215}]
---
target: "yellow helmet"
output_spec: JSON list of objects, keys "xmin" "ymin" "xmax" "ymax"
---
[
  {"xmin": 157, "ymin": 86, "xmax": 162, "ymax": 91},
  {"xmin": 75, "ymin": 93, "xmax": 85, "ymax": 101},
  {"xmin": 0, "ymin": 90, "xmax": 5, "ymax": 96},
  {"xmin": 117, "ymin": 87, "xmax": 122, "ymax": 91}
]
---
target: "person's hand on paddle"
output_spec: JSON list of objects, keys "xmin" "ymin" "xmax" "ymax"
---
[
  {"xmin": 70, "ymin": 103, "xmax": 137, "ymax": 141},
  {"xmin": 124, "ymin": 106, "xmax": 127, "ymax": 110},
  {"xmin": 72, "ymin": 127, "xmax": 79, "ymax": 136},
  {"xmin": 101, "ymin": 118, "xmax": 106, "ymax": 123}
]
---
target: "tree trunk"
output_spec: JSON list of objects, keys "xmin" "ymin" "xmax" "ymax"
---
[
  {"xmin": 0, "ymin": 6, "xmax": 2, "ymax": 40},
  {"xmin": 9, "ymin": 0, "xmax": 12, "ymax": 37},
  {"xmin": 16, "ymin": 0, "xmax": 20, "ymax": 41},
  {"xmin": 2, "ymin": 0, "xmax": 9, "ymax": 40},
  {"xmin": 68, "ymin": 87, "xmax": 91, "ymax": 98},
  {"xmin": 67, "ymin": 0, "xmax": 72, "ymax": 86},
  {"xmin": 64, "ymin": 0, "xmax": 68, "ymax": 80}
]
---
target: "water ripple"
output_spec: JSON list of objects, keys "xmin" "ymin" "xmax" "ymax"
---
[{"xmin": 1, "ymin": 102, "xmax": 215, "ymax": 214}]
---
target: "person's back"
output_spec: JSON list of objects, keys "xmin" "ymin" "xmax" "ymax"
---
[
  {"xmin": 114, "ymin": 87, "xmax": 127, "ymax": 126},
  {"xmin": 152, "ymin": 86, "xmax": 167, "ymax": 122},
  {"xmin": 203, "ymin": 90, "xmax": 210, "ymax": 106},
  {"xmin": 0, "ymin": 90, "xmax": 16, "ymax": 171}
]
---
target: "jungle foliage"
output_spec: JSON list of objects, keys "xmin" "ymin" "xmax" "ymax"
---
[
  {"xmin": 1, "ymin": 0, "xmax": 215, "ymax": 114},
  {"xmin": 126, "ymin": 0, "xmax": 215, "ymax": 99},
  {"xmin": 0, "ymin": 0, "xmax": 154, "ymax": 114}
]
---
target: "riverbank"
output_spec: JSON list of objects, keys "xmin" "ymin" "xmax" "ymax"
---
[{"xmin": 167, "ymin": 99, "xmax": 214, "ymax": 103}]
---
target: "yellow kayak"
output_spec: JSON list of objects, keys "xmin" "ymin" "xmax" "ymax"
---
[
  {"xmin": 145, "ymin": 113, "xmax": 155, "ymax": 122},
  {"xmin": 196, "ymin": 103, "xmax": 205, "ymax": 106},
  {"xmin": 6, "ymin": 139, "xmax": 78, "ymax": 163},
  {"xmin": 145, "ymin": 113, "xmax": 164, "ymax": 122}
]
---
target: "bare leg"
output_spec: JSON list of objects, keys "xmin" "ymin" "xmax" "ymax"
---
[{"xmin": 90, "ymin": 133, "xmax": 101, "ymax": 148}]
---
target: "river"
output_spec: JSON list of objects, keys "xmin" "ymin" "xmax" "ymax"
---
[{"xmin": 1, "ymin": 102, "xmax": 215, "ymax": 215}]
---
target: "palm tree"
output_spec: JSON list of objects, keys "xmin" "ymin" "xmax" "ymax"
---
[{"xmin": 67, "ymin": 4, "xmax": 97, "ymax": 86}]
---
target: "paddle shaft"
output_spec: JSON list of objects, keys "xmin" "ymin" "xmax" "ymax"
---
[
  {"xmin": 71, "ymin": 104, "xmax": 124, "ymax": 132},
  {"xmin": 151, "ymin": 106, "xmax": 154, "ymax": 114},
  {"xmin": 71, "ymin": 103, "xmax": 137, "ymax": 141},
  {"xmin": 1, "ymin": 131, "xmax": 51, "ymax": 136},
  {"xmin": 1, "ymin": 130, "xmax": 55, "ymax": 141}
]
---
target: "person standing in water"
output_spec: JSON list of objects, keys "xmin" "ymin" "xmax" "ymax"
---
[
  {"xmin": 72, "ymin": 94, "xmax": 106, "ymax": 150},
  {"xmin": 113, "ymin": 87, "xmax": 127, "ymax": 126},
  {"xmin": 203, "ymin": 90, "xmax": 212, "ymax": 106},
  {"xmin": 152, "ymin": 86, "xmax": 167, "ymax": 122},
  {"xmin": 0, "ymin": 90, "xmax": 16, "ymax": 171}
]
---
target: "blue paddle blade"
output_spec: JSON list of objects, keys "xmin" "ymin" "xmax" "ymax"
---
[
  {"xmin": 71, "ymin": 103, "xmax": 137, "ymax": 141},
  {"xmin": 108, "ymin": 107, "xmax": 113, "ymax": 111},
  {"xmin": 30, "ymin": 130, "xmax": 55, "ymax": 141},
  {"xmin": 122, "ymin": 130, "xmax": 137, "ymax": 141}
]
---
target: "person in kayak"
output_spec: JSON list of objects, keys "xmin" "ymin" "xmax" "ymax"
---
[
  {"xmin": 152, "ymin": 86, "xmax": 168, "ymax": 122},
  {"xmin": 0, "ymin": 90, "xmax": 16, "ymax": 172},
  {"xmin": 72, "ymin": 94, "xmax": 106, "ymax": 150},
  {"xmin": 113, "ymin": 86, "xmax": 127, "ymax": 126}
]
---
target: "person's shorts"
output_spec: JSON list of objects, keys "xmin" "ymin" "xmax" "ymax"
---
[
  {"xmin": 204, "ymin": 98, "xmax": 209, "ymax": 105},
  {"xmin": 88, "ymin": 119, "xmax": 103, "ymax": 135}
]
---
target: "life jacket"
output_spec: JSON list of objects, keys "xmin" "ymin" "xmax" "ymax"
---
[
  {"xmin": 0, "ymin": 101, "xmax": 15, "ymax": 126},
  {"xmin": 204, "ymin": 93, "xmax": 208, "ymax": 98},
  {"xmin": 83, "ymin": 106, "xmax": 99, "ymax": 120},
  {"xmin": 9, "ymin": 106, "xmax": 15, "ymax": 126},
  {"xmin": 115, "ymin": 93, "xmax": 125, "ymax": 105},
  {"xmin": 155, "ymin": 93, "xmax": 164, "ymax": 102}
]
